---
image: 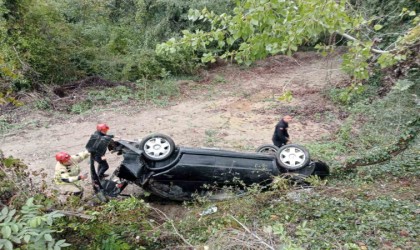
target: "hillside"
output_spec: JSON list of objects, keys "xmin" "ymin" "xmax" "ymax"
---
[
  {"xmin": 1, "ymin": 52, "xmax": 347, "ymax": 191},
  {"xmin": 1, "ymin": 0, "xmax": 419, "ymax": 248},
  {"xmin": 1, "ymin": 52, "xmax": 419, "ymax": 249}
]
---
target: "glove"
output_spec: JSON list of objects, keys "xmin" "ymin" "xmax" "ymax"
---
[{"xmin": 79, "ymin": 173, "xmax": 88, "ymax": 180}]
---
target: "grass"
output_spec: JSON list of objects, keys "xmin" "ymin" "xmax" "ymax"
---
[
  {"xmin": 0, "ymin": 117, "xmax": 13, "ymax": 134},
  {"xmin": 212, "ymin": 74, "xmax": 227, "ymax": 84},
  {"xmin": 69, "ymin": 77, "xmax": 182, "ymax": 114},
  {"xmin": 0, "ymin": 115, "xmax": 43, "ymax": 136},
  {"xmin": 204, "ymin": 129, "xmax": 220, "ymax": 147},
  {"xmin": 161, "ymin": 173, "xmax": 419, "ymax": 249}
]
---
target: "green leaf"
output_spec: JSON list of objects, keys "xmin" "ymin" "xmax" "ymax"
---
[
  {"xmin": 0, "ymin": 207, "xmax": 8, "ymax": 220},
  {"xmin": 1, "ymin": 225, "xmax": 11, "ymax": 238},
  {"xmin": 10, "ymin": 236, "xmax": 21, "ymax": 244},
  {"xmin": 277, "ymin": 90, "xmax": 293, "ymax": 102},
  {"xmin": 0, "ymin": 212, "xmax": 7, "ymax": 222},
  {"xmin": 26, "ymin": 197, "xmax": 34, "ymax": 206},
  {"xmin": 29, "ymin": 218, "xmax": 38, "ymax": 228},
  {"xmin": 44, "ymin": 233, "xmax": 53, "ymax": 241},
  {"xmin": 374, "ymin": 24, "xmax": 383, "ymax": 31},
  {"xmin": 10, "ymin": 223, "xmax": 19, "ymax": 233},
  {"xmin": 51, "ymin": 213, "xmax": 64, "ymax": 218},
  {"xmin": 46, "ymin": 216, "xmax": 53, "ymax": 226},
  {"xmin": 409, "ymin": 11, "xmax": 416, "ymax": 16},
  {"xmin": 4, "ymin": 240, "xmax": 13, "ymax": 250},
  {"xmin": 36, "ymin": 217, "xmax": 42, "ymax": 225},
  {"xmin": 24, "ymin": 234, "xmax": 31, "ymax": 243},
  {"xmin": 55, "ymin": 239, "xmax": 66, "ymax": 246}
]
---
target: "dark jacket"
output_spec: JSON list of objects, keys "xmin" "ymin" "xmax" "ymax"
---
[
  {"xmin": 91, "ymin": 131, "xmax": 111, "ymax": 178},
  {"xmin": 91, "ymin": 131, "xmax": 111, "ymax": 159},
  {"xmin": 272, "ymin": 119, "xmax": 289, "ymax": 146}
]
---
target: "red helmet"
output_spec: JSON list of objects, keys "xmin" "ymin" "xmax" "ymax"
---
[
  {"xmin": 96, "ymin": 123, "xmax": 109, "ymax": 133},
  {"xmin": 55, "ymin": 152, "xmax": 71, "ymax": 163}
]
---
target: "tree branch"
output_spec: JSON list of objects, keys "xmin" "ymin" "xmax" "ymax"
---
[
  {"xmin": 48, "ymin": 209, "xmax": 95, "ymax": 220},
  {"xmin": 345, "ymin": 118, "xmax": 419, "ymax": 169},
  {"xmin": 149, "ymin": 206, "xmax": 193, "ymax": 248},
  {"xmin": 230, "ymin": 215, "xmax": 275, "ymax": 250},
  {"xmin": 338, "ymin": 32, "xmax": 394, "ymax": 54}
]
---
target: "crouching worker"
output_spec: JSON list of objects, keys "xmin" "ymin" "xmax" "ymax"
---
[{"xmin": 54, "ymin": 151, "xmax": 90, "ymax": 201}]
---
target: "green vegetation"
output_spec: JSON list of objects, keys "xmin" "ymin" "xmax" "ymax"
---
[
  {"xmin": 57, "ymin": 197, "xmax": 153, "ymax": 249},
  {"xmin": 157, "ymin": 0, "xmax": 419, "ymax": 103},
  {"xmin": 0, "ymin": 0, "xmax": 234, "ymax": 91},
  {"xmin": 1, "ymin": 0, "xmax": 419, "ymax": 249},
  {"xmin": 0, "ymin": 198, "xmax": 69, "ymax": 250},
  {"xmin": 0, "ymin": 152, "xmax": 30, "ymax": 205},
  {"xmin": 68, "ymin": 78, "xmax": 181, "ymax": 114}
]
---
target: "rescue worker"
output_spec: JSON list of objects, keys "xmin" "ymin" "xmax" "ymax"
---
[
  {"xmin": 272, "ymin": 115, "xmax": 293, "ymax": 147},
  {"xmin": 93, "ymin": 123, "xmax": 112, "ymax": 179},
  {"xmin": 54, "ymin": 151, "xmax": 90, "ymax": 199}
]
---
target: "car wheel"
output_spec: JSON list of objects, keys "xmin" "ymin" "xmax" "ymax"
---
[
  {"xmin": 256, "ymin": 144, "xmax": 279, "ymax": 155},
  {"xmin": 140, "ymin": 133, "xmax": 175, "ymax": 161},
  {"xmin": 276, "ymin": 144, "xmax": 310, "ymax": 170}
]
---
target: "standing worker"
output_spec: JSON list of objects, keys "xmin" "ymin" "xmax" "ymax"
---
[
  {"xmin": 272, "ymin": 115, "xmax": 293, "ymax": 147},
  {"xmin": 54, "ymin": 151, "xmax": 90, "ymax": 200},
  {"xmin": 92, "ymin": 123, "xmax": 112, "ymax": 179}
]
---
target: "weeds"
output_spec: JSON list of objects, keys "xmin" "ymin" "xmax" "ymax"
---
[
  {"xmin": 68, "ymin": 78, "xmax": 180, "ymax": 114},
  {"xmin": 34, "ymin": 98, "xmax": 52, "ymax": 110},
  {"xmin": 204, "ymin": 129, "xmax": 219, "ymax": 147},
  {"xmin": 304, "ymin": 175, "xmax": 327, "ymax": 187},
  {"xmin": 270, "ymin": 176, "xmax": 290, "ymax": 191},
  {"xmin": 0, "ymin": 153, "xmax": 32, "ymax": 205},
  {"xmin": 0, "ymin": 117, "xmax": 13, "ymax": 134},
  {"xmin": 70, "ymin": 101, "xmax": 93, "ymax": 114},
  {"xmin": 212, "ymin": 75, "xmax": 227, "ymax": 84}
]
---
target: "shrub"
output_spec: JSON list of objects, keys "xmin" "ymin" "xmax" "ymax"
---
[{"xmin": 0, "ymin": 198, "xmax": 70, "ymax": 250}]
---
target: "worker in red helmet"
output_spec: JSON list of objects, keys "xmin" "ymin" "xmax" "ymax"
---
[
  {"xmin": 93, "ymin": 123, "xmax": 112, "ymax": 179},
  {"xmin": 54, "ymin": 150, "xmax": 90, "ymax": 200}
]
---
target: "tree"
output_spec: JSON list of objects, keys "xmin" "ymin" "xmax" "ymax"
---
[{"xmin": 156, "ymin": 0, "xmax": 419, "ymax": 81}]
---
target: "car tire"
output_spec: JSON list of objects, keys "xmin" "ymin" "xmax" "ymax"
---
[
  {"xmin": 140, "ymin": 133, "xmax": 175, "ymax": 161},
  {"xmin": 256, "ymin": 144, "xmax": 279, "ymax": 155},
  {"xmin": 276, "ymin": 144, "xmax": 310, "ymax": 170}
]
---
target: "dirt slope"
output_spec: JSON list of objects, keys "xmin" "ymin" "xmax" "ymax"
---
[{"xmin": 0, "ymin": 52, "xmax": 348, "ymax": 191}]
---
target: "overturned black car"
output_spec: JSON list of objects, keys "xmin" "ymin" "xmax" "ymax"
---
[{"xmin": 88, "ymin": 133, "xmax": 330, "ymax": 201}]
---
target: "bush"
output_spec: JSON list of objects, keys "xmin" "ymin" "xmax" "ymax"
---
[
  {"xmin": 0, "ymin": 198, "xmax": 70, "ymax": 250},
  {"xmin": 60, "ymin": 197, "xmax": 154, "ymax": 249},
  {"xmin": 0, "ymin": 152, "xmax": 30, "ymax": 205}
]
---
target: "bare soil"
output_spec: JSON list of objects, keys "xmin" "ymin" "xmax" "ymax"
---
[{"xmin": 0, "ymin": 51, "xmax": 349, "ymax": 195}]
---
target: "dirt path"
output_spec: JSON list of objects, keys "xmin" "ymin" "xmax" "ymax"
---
[{"xmin": 0, "ymin": 52, "xmax": 348, "ymax": 192}]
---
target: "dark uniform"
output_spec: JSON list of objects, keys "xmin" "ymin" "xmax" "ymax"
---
[
  {"xmin": 93, "ymin": 130, "xmax": 110, "ymax": 178},
  {"xmin": 272, "ymin": 119, "xmax": 289, "ymax": 147}
]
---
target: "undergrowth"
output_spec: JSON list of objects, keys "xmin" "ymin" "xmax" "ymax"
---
[{"xmin": 69, "ymin": 78, "xmax": 182, "ymax": 114}]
